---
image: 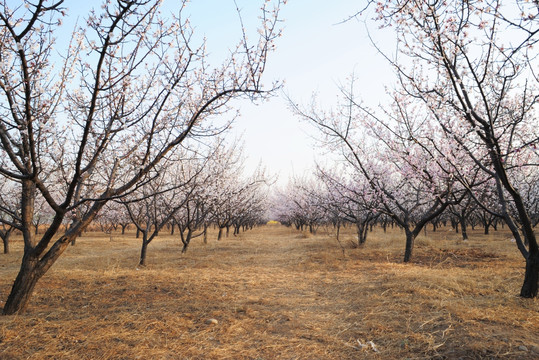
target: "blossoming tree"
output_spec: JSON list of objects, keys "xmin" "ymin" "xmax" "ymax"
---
[{"xmin": 0, "ymin": 0, "xmax": 282, "ymax": 314}]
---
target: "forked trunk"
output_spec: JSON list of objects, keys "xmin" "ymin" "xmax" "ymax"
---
[
  {"xmin": 181, "ymin": 229, "xmax": 192, "ymax": 253},
  {"xmin": 3, "ymin": 227, "xmax": 90, "ymax": 315},
  {"xmin": 356, "ymin": 221, "xmax": 368, "ymax": 246}
]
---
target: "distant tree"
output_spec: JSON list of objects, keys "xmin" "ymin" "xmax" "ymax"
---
[
  {"xmin": 94, "ymin": 201, "xmax": 127, "ymax": 240},
  {"xmin": 448, "ymin": 193, "xmax": 477, "ymax": 241},
  {"xmin": 292, "ymin": 84, "xmax": 464, "ymax": 262},
  {"xmin": 272, "ymin": 176, "xmax": 327, "ymax": 234},
  {"xmin": 122, "ymin": 156, "xmax": 205, "ymax": 266},
  {"xmin": 203, "ymin": 141, "xmax": 270, "ymax": 240},
  {"xmin": 316, "ymin": 166, "xmax": 380, "ymax": 246},
  {"xmin": 0, "ymin": 178, "xmax": 19, "ymax": 254}
]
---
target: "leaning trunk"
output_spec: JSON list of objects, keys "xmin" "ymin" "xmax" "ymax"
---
[
  {"xmin": 3, "ymin": 232, "xmax": 77, "ymax": 315},
  {"xmin": 2, "ymin": 255, "xmax": 41, "ymax": 315}
]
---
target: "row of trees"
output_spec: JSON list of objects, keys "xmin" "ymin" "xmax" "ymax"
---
[
  {"xmin": 281, "ymin": 0, "xmax": 539, "ymax": 298},
  {"xmin": 0, "ymin": 0, "xmax": 283, "ymax": 315},
  {"xmin": 94, "ymin": 140, "xmax": 270, "ymax": 265},
  {"xmin": 273, "ymin": 170, "xmax": 535, "ymax": 244}
]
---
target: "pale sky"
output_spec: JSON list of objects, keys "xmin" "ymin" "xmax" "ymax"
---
[
  {"xmin": 211, "ymin": 0, "xmax": 392, "ymax": 185},
  {"xmin": 59, "ymin": 0, "xmax": 393, "ymax": 185}
]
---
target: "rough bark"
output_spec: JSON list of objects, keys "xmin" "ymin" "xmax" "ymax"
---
[
  {"xmin": 139, "ymin": 234, "xmax": 149, "ymax": 267},
  {"xmin": 403, "ymin": 228, "xmax": 415, "ymax": 263},
  {"xmin": 520, "ymin": 250, "xmax": 539, "ymax": 298}
]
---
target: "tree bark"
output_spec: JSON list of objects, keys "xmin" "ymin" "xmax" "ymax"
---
[
  {"xmin": 2, "ymin": 236, "xmax": 8, "ymax": 254},
  {"xmin": 2, "ymin": 254, "xmax": 41, "ymax": 315},
  {"xmin": 403, "ymin": 228, "xmax": 415, "ymax": 263},
  {"xmin": 3, "ymin": 233, "xmax": 75, "ymax": 315},
  {"xmin": 520, "ymin": 250, "xmax": 539, "ymax": 298},
  {"xmin": 460, "ymin": 216, "xmax": 468, "ymax": 241},
  {"xmin": 217, "ymin": 227, "xmax": 223, "ymax": 241},
  {"xmin": 1, "ymin": 229, "xmax": 11, "ymax": 254},
  {"xmin": 139, "ymin": 238, "xmax": 148, "ymax": 267},
  {"xmin": 181, "ymin": 229, "xmax": 192, "ymax": 253}
]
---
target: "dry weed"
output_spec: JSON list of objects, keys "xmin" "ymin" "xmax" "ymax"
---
[{"xmin": 0, "ymin": 225, "xmax": 537, "ymax": 359}]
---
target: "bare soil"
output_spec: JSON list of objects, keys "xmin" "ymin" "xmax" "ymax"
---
[{"xmin": 0, "ymin": 225, "xmax": 538, "ymax": 359}]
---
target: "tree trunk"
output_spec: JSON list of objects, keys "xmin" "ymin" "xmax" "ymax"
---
[
  {"xmin": 3, "ymin": 229, "xmax": 78, "ymax": 315},
  {"xmin": 2, "ymin": 255, "xmax": 41, "ymax": 315},
  {"xmin": 1, "ymin": 230, "xmax": 11, "ymax": 254},
  {"xmin": 356, "ymin": 221, "xmax": 368, "ymax": 246},
  {"xmin": 520, "ymin": 249, "xmax": 539, "ymax": 298},
  {"xmin": 403, "ymin": 228, "xmax": 415, "ymax": 263},
  {"xmin": 460, "ymin": 216, "xmax": 468, "ymax": 241},
  {"xmin": 2, "ymin": 236, "xmax": 8, "ymax": 254},
  {"xmin": 139, "ymin": 233, "xmax": 149, "ymax": 267},
  {"xmin": 217, "ymin": 227, "xmax": 223, "ymax": 241},
  {"xmin": 181, "ymin": 229, "xmax": 192, "ymax": 254}
]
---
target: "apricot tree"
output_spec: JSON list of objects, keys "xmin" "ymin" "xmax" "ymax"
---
[{"xmin": 0, "ymin": 0, "xmax": 282, "ymax": 314}]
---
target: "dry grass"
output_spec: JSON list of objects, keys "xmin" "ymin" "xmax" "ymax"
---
[{"xmin": 0, "ymin": 224, "xmax": 538, "ymax": 359}]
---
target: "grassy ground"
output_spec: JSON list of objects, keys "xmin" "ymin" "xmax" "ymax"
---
[{"xmin": 0, "ymin": 224, "xmax": 538, "ymax": 359}]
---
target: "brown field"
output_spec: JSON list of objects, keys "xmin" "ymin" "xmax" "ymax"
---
[{"xmin": 0, "ymin": 225, "xmax": 538, "ymax": 359}]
